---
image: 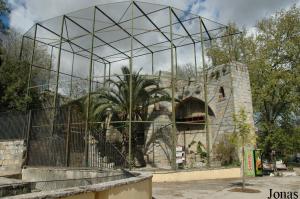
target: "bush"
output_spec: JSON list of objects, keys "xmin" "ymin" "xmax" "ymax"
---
[{"xmin": 214, "ymin": 134, "xmax": 239, "ymax": 166}]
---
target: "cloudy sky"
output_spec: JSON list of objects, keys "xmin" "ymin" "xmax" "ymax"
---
[
  {"xmin": 5, "ymin": 0, "xmax": 300, "ymax": 93},
  {"xmin": 8, "ymin": 0, "xmax": 299, "ymax": 33}
]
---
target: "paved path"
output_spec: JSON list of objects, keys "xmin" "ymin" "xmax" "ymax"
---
[{"xmin": 153, "ymin": 176, "xmax": 300, "ymax": 199}]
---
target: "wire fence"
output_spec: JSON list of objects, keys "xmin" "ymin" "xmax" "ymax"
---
[
  {"xmin": 0, "ymin": 107, "xmax": 128, "ymax": 170},
  {"xmin": 0, "ymin": 111, "xmax": 27, "ymax": 140}
]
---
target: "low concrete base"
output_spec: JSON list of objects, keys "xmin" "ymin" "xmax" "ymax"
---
[
  {"xmin": 0, "ymin": 177, "xmax": 31, "ymax": 197},
  {"xmin": 6, "ymin": 172, "xmax": 152, "ymax": 199},
  {"xmin": 152, "ymin": 168, "xmax": 241, "ymax": 182},
  {"xmin": 22, "ymin": 167, "xmax": 127, "ymax": 191}
]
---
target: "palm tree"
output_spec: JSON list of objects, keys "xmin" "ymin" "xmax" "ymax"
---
[{"xmin": 74, "ymin": 66, "xmax": 170, "ymax": 166}]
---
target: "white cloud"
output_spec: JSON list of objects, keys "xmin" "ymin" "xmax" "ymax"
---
[
  {"xmin": 9, "ymin": 0, "xmax": 299, "ymax": 33},
  {"xmin": 198, "ymin": 0, "xmax": 299, "ymax": 27},
  {"xmin": 8, "ymin": 0, "xmax": 299, "ymax": 81}
]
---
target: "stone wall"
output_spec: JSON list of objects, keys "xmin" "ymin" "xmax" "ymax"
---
[
  {"xmin": 0, "ymin": 140, "xmax": 24, "ymax": 174},
  {"xmin": 144, "ymin": 61, "xmax": 255, "ymax": 168}
]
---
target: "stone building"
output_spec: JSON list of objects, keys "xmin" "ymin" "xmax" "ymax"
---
[{"xmin": 144, "ymin": 61, "xmax": 255, "ymax": 169}]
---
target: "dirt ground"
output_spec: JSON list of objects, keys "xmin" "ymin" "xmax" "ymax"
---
[{"xmin": 153, "ymin": 176, "xmax": 300, "ymax": 199}]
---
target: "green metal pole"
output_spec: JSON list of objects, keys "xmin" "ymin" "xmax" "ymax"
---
[
  {"xmin": 175, "ymin": 47, "xmax": 178, "ymax": 77},
  {"xmin": 109, "ymin": 63, "xmax": 111, "ymax": 80},
  {"xmin": 193, "ymin": 42, "xmax": 198, "ymax": 78},
  {"xmin": 151, "ymin": 53, "xmax": 154, "ymax": 75},
  {"xmin": 92, "ymin": 60, "xmax": 95, "ymax": 91},
  {"xmin": 108, "ymin": 62, "xmax": 111, "ymax": 87},
  {"xmin": 65, "ymin": 106, "xmax": 71, "ymax": 167},
  {"xmin": 19, "ymin": 36, "xmax": 25, "ymax": 60},
  {"xmin": 52, "ymin": 16, "xmax": 65, "ymax": 136},
  {"xmin": 48, "ymin": 47, "xmax": 53, "ymax": 91},
  {"xmin": 69, "ymin": 53, "xmax": 75, "ymax": 97},
  {"xmin": 200, "ymin": 17, "xmax": 210, "ymax": 167},
  {"xmin": 85, "ymin": 6, "xmax": 97, "ymax": 167},
  {"xmin": 169, "ymin": 7, "xmax": 177, "ymax": 170},
  {"xmin": 128, "ymin": 0, "xmax": 134, "ymax": 170},
  {"xmin": 26, "ymin": 24, "xmax": 38, "ymax": 99},
  {"xmin": 104, "ymin": 63, "xmax": 107, "ymax": 86}
]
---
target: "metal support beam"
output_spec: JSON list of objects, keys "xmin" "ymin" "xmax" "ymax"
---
[
  {"xmin": 98, "ymin": 30, "xmax": 240, "ymax": 64},
  {"xmin": 201, "ymin": 19, "xmax": 212, "ymax": 41},
  {"xmin": 65, "ymin": 106, "xmax": 71, "ymax": 167},
  {"xmin": 95, "ymin": 6, "xmax": 153, "ymax": 54},
  {"xmin": 23, "ymin": 110, "xmax": 32, "ymax": 167},
  {"xmin": 26, "ymin": 24, "xmax": 38, "ymax": 99},
  {"xmin": 128, "ymin": 0, "xmax": 134, "ymax": 170},
  {"xmin": 170, "ymin": 8, "xmax": 195, "ymax": 43},
  {"xmin": 85, "ymin": 7, "xmax": 97, "ymax": 167},
  {"xmin": 65, "ymin": 15, "xmax": 130, "ymax": 59},
  {"xmin": 151, "ymin": 53, "xmax": 154, "ymax": 75},
  {"xmin": 193, "ymin": 43, "xmax": 198, "ymax": 78},
  {"xmin": 48, "ymin": 47, "xmax": 53, "ymax": 90},
  {"xmin": 104, "ymin": 63, "xmax": 107, "ymax": 86},
  {"xmin": 97, "ymin": 26, "xmax": 230, "ymax": 63},
  {"xmin": 133, "ymin": 1, "xmax": 176, "ymax": 48},
  {"xmin": 69, "ymin": 53, "xmax": 75, "ymax": 97},
  {"xmin": 50, "ymin": 6, "xmax": 168, "ymax": 52},
  {"xmin": 36, "ymin": 23, "xmax": 109, "ymax": 64},
  {"xmin": 19, "ymin": 36, "xmax": 25, "ymax": 60},
  {"xmin": 169, "ymin": 7, "xmax": 177, "ymax": 170},
  {"xmin": 175, "ymin": 47, "xmax": 178, "ymax": 77},
  {"xmin": 108, "ymin": 62, "xmax": 111, "ymax": 87},
  {"xmin": 200, "ymin": 17, "xmax": 210, "ymax": 167},
  {"xmin": 24, "ymin": 35, "xmax": 106, "ymax": 65},
  {"xmin": 52, "ymin": 16, "xmax": 66, "ymax": 136}
]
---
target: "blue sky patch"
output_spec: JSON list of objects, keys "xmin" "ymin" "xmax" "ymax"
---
[{"xmin": 0, "ymin": 14, "xmax": 9, "ymax": 29}]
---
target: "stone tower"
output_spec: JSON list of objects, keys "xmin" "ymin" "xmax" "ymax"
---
[{"xmin": 144, "ymin": 61, "xmax": 255, "ymax": 168}]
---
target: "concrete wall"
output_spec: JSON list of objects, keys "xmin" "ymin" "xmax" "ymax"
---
[
  {"xmin": 64, "ymin": 179, "xmax": 152, "ymax": 199},
  {"xmin": 0, "ymin": 140, "xmax": 24, "ymax": 175},
  {"xmin": 8, "ymin": 172, "xmax": 152, "ymax": 199},
  {"xmin": 152, "ymin": 167, "xmax": 241, "ymax": 182},
  {"xmin": 22, "ymin": 167, "xmax": 125, "ymax": 191}
]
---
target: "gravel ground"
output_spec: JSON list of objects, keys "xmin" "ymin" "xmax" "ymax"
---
[{"xmin": 153, "ymin": 176, "xmax": 300, "ymax": 199}]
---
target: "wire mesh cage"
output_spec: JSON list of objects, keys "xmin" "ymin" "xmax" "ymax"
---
[{"xmin": 16, "ymin": 1, "xmax": 245, "ymax": 170}]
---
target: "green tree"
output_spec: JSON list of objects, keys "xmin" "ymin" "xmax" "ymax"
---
[
  {"xmin": 73, "ymin": 66, "xmax": 170, "ymax": 166},
  {"xmin": 233, "ymin": 108, "xmax": 256, "ymax": 190},
  {"xmin": 0, "ymin": 29, "xmax": 51, "ymax": 111},
  {"xmin": 207, "ymin": 5, "xmax": 300, "ymax": 160}
]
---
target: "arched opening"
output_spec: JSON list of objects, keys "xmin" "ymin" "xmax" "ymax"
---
[
  {"xmin": 176, "ymin": 97, "xmax": 215, "ymax": 131},
  {"xmin": 219, "ymin": 86, "xmax": 225, "ymax": 100}
]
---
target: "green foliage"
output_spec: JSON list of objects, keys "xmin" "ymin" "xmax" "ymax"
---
[
  {"xmin": 0, "ymin": 30, "xmax": 50, "ymax": 111},
  {"xmin": 258, "ymin": 127, "xmax": 300, "ymax": 161},
  {"xmin": 196, "ymin": 141, "xmax": 207, "ymax": 158},
  {"xmin": 233, "ymin": 108, "xmax": 256, "ymax": 147},
  {"xmin": 214, "ymin": 134, "xmax": 239, "ymax": 166},
  {"xmin": 207, "ymin": 5, "xmax": 300, "ymax": 160},
  {"xmin": 70, "ymin": 66, "xmax": 170, "ymax": 164}
]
